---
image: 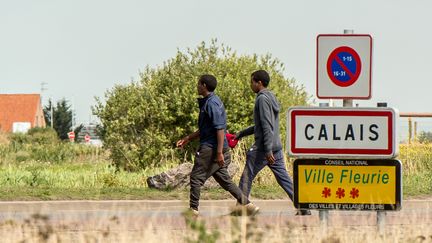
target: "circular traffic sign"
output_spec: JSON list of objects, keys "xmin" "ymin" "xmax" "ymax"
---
[
  {"xmin": 326, "ymin": 46, "xmax": 362, "ymax": 87},
  {"xmin": 68, "ymin": 131, "xmax": 75, "ymax": 139}
]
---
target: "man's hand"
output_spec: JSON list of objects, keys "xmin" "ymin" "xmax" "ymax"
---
[
  {"xmin": 176, "ymin": 136, "xmax": 189, "ymax": 148},
  {"xmin": 176, "ymin": 131, "xmax": 199, "ymax": 148},
  {"xmin": 215, "ymin": 152, "xmax": 225, "ymax": 167},
  {"xmin": 265, "ymin": 152, "xmax": 275, "ymax": 165}
]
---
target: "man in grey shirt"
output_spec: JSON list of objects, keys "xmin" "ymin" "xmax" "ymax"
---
[{"xmin": 235, "ymin": 70, "xmax": 310, "ymax": 216}]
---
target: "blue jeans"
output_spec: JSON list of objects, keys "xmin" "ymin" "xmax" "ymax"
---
[{"xmin": 239, "ymin": 148, "xmax": 294, "ymax": 202}]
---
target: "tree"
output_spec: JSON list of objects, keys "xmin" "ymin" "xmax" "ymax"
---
[
  {"xmin": 44, "ymin": 99, "xmax": 73, "ymax": 140},
  {"xmin": 418, "ymin": 131, "xmax": 432, "ymax": 143},
  {"xmin": 94, "ymin": 40, "xmax": 310, "ymax": 171},
  {"xmin": 73, "ymin": 124, "xmax": 84, "ymax": 142}
]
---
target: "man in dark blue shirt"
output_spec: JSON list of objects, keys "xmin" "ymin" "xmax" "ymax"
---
[{"xmin": 176, "ymin": 74, "xmax": 259, "ymax": 216}]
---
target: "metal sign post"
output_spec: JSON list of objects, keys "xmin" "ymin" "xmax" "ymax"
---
[
  {"xmin": 343, "ymin": 29, "xmax": 354, "ymax": 107},
  {"xmin": 376, "ymin": 102, "xmax": 387, "ymax": 235}
]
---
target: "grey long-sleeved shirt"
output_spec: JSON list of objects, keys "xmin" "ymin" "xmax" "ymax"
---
[{"xmin": 237, "ymin": 89, "xmax": 282, "ymax": 155}]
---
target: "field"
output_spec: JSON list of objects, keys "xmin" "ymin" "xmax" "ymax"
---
[
  {"xmin": 0, "ymin": 132, "xmax": 432, "ymax": 242},
  {"xmin": 0, "ymin": 135, "xmax": 431, "ymax": 200},
  {"xmin": 0, "ymin": 200, "xmax": 431, "ymax": 242}
]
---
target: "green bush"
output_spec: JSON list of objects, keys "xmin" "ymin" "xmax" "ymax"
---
[
  {"xmin": 10, "ymin": 127, "xmax": 58, "ymax": 147},
  {"xmin": 1, "ymin": 139, "xmax": 102, "ymax": 166},
  {"xmin": 94, "ymin": 40, "xmax": 310, "ymax": 171},
  {"xmin": 29, "ymin": 143, "xmax": 74, "ymax": 163},
  {"xmin": 15, "ymin": 150, "xmax": 31, "ymax": 162},
  {"xmin": 28, "ymin": 142, "xmax": 102, "ymax": 163}
]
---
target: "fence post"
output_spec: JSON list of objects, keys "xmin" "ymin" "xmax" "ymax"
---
[{"xmin": 408, "ymin": 117, "xmax": 412, "ymax": 144}]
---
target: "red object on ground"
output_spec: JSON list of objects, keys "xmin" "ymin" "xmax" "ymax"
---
[{"xmin": 226, "ymin": 133, "xmax": 239, "ymax": 148}]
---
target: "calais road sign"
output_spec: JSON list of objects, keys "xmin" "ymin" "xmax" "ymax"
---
[
  {"xmin": 287, "ymin": 107, "xmax": 399, "ymax": 158},
  {"xmin": 293, "ymin": 159, "xmax": 402, "ymax": 211},
  {"xmin": 317, "ymin": 34, "xmax": 372, "ymax": 99}
]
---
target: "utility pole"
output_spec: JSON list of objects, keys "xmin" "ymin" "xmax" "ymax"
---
[
  {"xmin": 71, "ymin": 96, "xmax": 76, "ymax": 130},
  {"xmin": 40, "ymin": 82, "xmax": 48, "ymax": 102},
  {"xmin": 50, "ymin": 98, "xmax": 53, "ymax": 128},
  {"xmin": 41, "ymin": 82, "xmax": 53, "ymax": 128}
]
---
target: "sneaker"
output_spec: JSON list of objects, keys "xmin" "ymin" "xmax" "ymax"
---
[
  {"xmin": 182, "ymin": 208, "xmax": 199, "ymax": 218},
  {"xmin": 230, "ymin": 203, "xmax": 260, "ymax": 216},
  {"xmin": 190, "ymin": 208, "xmax": 199, "ymax": 217},
  {"xmin": 295, "ymin": 209, "xmax": 312, "ymax": 216},
  {"xmin": 245, "ymin": 203, "xmax": 260, "ymax": 216}
]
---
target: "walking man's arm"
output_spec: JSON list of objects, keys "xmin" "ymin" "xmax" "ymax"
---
[
  {"xmin": 176, "ymin": 130, "xmax": 199, "ymax": 148},
  {"xmin": 235, "ymin": 126, "xmax": 254, "ymax": 140},
  {"xmin": 215, "ymin": 129, "xmax": 225, "ymax": 167},
  {"xmin": 258, "ymin": 96, "xmax": 276, "ymax": 164}
]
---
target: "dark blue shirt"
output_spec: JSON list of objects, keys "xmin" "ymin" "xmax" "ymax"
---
[{"xmin": 197, "ymin": 93, "xmax": 228, "ymax": 148}]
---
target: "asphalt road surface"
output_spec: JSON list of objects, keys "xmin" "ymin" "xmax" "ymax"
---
[{"xmin": 0, "ymin": 199, "xmax": 431, "ymax": 230}]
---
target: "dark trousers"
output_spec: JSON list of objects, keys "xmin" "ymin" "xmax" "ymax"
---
[
  {"xmin": 239, "ymin": 148, "xmax": 294, "ymax": 202},
  {"xmin": 190, "ymin": 145, "xmax": 250, "ymax": 210}
]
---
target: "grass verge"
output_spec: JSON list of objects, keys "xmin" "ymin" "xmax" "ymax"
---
[
  {"xmin": 0, "ymin": 142, "xmax": 431, "ymax": 200},
  {"xmin": 0, "ymin": 186, "xmax": 289, "ymax": 201}
]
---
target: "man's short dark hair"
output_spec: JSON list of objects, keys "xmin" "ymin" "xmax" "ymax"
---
[
  {"xmin": 251, "ymin": 70, "xmax": 270, "ymax": 87},
  {"xmin": 199, "ymin": 74, "xmax": 217, "ymax": 92}
]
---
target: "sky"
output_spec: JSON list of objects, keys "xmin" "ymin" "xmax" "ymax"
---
[{"xmin": 1, "ymin": 0, "xmax": 431, "ymax": 139}]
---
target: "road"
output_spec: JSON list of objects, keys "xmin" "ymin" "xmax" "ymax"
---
[
  {"xmin": 0, "ymin": 199, "xmax": 431, "ymax": 241},
  {"xmin": 0, "ymin": 199, "xmax": 431, "ymax": 228}
]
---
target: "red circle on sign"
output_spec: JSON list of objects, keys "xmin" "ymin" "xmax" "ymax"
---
[{"xmin": 326, "ymin": 46, "xmax": 362, "ymax": 87}]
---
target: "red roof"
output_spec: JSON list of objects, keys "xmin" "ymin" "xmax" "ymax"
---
[{"xmin": 0, "ymin": 94, "xmax": 46, "ymax": 132}]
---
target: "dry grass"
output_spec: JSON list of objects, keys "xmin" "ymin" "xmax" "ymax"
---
[
  {"xmin": 0, "ymin": 131, "xmax": 9, "ymax": 145},
  {"xmin": 0, "ymin": 212, "xmax": 431, "ymax": 242},
  {"xmin": 230, "ymin": 141, "xmax": 432, "ymax": 196},
  {"xmin": 399, "ymin": 143, "xmax": 432, "ymax": 174}
]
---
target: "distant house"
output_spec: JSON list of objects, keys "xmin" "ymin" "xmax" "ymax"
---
[{"xmin": 0, "ymin": 94, "xmax": 46, "ymax": 133}]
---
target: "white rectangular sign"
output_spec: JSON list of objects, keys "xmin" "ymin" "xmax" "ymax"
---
[
  {"xmin": 287, "ymin": 107, "xmax": 398, "ymax": 158},
  {"xmin": 317, "ymin": 34, "xmax": 372, "ymax": 99},
  {"xmin": 13, "ymin": 122, "xmax": 31, "ymax": 133}
]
